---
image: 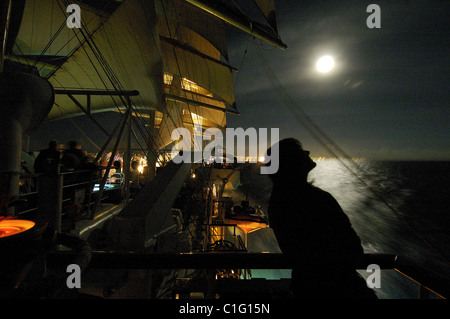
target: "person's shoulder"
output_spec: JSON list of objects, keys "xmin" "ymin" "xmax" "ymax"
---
[
  {"xmin": 309, "ymin": 184, "xmax": 330, "ymax": 196},
  {"xmin": 309, "ymin": 185, "xmax": 337, "ymax": 201},
  {"xmin": 76, "ymin": 149, "xmax": 87, "ymax": 156}
]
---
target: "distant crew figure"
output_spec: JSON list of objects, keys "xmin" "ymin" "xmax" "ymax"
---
[
  {"xmin": 130, "ymin": 161, "xmax": 141, "ymax": 197},
  {"xmin": 266, "ymin": 138, "xmax": 377, "ymax": 299},
  {"xmin": 34, "ymin": 140, "xmax": 61, "ymax": 174},
  {"xmin": 113, "ymin": 160, "xmax": 122, "ymax": 173},
  {"xmin": 62, "ymin": 140, "xmax": 87, "ymax": 170}
]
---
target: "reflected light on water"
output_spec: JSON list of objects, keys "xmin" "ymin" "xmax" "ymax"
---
[{"xmin": 308, "ymin": 160, "xmax": 402, "ymax": 252}]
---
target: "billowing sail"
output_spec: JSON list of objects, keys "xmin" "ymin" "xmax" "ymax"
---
[
  {"xmin": 156, "ymin": 0, "xmax": 228, "ymax": 60},
  {"xmin": 253, "ymin": 0, "xmax": 278, "ymax": 33},
  {"xmin": 155, "ymin": 0, "xmax": 235, "ymax": 150},
  {"xmin": 25, "ymin": 0, "xmax": 163, "ymax": 120},
  {"xmin": 11, "ymin": 0, "xmax": 283, "ymax": 157},
  {"xmin": 13, "ymin": 0, "xmax": 107, "ymax": 65},
  {"xmin": 160, "ymin": 39, "xmax": 234, "ymax": 107}
]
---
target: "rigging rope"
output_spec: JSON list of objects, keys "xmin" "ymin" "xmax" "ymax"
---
[
  {"xmin": 58, "ymin": 0, "xmax": 164, "ymax": 162},
  {"xmin": 40, "ymin": 0, "xmax": 110, "ymax": 76},
  {"xmin": 234, "ymin": 39, "xmax": 250, "ymax": 89},
  {"xmin": 32, "ymin": 20, "xmax": 66, "ymax": 68},
  {"xmin": 161, "ymin": 0, "xmax": 200, "ymax": 130},
  {"xmin": 139, "ymin": 0, "xmax": 184, "ymax": 152},
  {"xmin": 67, "ymin": 117, "xmax": 101, "ymax": 151}
]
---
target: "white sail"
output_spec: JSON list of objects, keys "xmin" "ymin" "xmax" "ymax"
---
[
  {"xmin": 155, "ymin": 0, "xmax": 234, "ymax": 151},
  {"xmin": 156, "ymin": 0, "xmax": 228, "ymax": 60},
  {"xmin": 13, "ymin": 0, "xmax": 106, "ymax": 61},
  {"xmin": 48, "ymin": 0, "xmax": 163, "ymax": 120},
  {"xmin": 253, "ymin": 0, "xmax": 278, "ymax": 33},
  {"xmin": 12, "ymin": 0, "xmax": 282, "ymax": 157}
]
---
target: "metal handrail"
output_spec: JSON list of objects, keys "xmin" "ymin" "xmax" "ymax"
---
[
  {"xmin": 47, "ymin": 251, "xmax": 448, "ymax": 299},
  {"xmin": 15, "ymin": 166, "xmax": 113, "ymax": 219}
]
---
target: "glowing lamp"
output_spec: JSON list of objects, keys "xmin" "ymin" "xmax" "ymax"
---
[
  {"xmin": 231, "ymin": 220, "xmax": 268, "ymax": 234},
  {"xmin": 0, "ymin": 219, "xmax": 35, "ymax": 238}
]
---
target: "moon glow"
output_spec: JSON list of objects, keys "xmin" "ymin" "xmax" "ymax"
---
[{"xmin": 316, "ymin": 56, "xmax": 335, "ymax": 73}]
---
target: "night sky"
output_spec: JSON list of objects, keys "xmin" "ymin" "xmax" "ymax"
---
[
  {"xmin": 226, "ymin": 0, "xmax": 449, "ymax": 160},
  {"xmin": 28, "ymin": 0, "xmax": 449, "ymax": 161}
]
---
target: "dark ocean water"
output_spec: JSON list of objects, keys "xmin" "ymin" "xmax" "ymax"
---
[{"xmin": 239, "ymin": 160, "xmax": 450, "ymax": 298}]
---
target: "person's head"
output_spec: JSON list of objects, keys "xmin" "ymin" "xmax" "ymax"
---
[
  {"xmin": 131, "ymin": 161, "xmax": 139, "ymax": 170},
  {"xmin": 63, "ymin": 153, "xmax": 80, "ymax": 169},
  {"xmin": 68, "ymin": 140, "xmax": 78, "ymax": 149},
  {"xmin": 266, "ymin": 138, "xmax": 316, "ymax": 182},
  {"xmin": 48, "ymin": 140, "xmax": 57, "ymax": 149}
]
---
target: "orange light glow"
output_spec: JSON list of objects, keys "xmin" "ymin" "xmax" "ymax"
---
[
  {"xmin": 0, "ymin": 219, "xmax": 35, "ymax": 238},
  {"xmin": 227, "ymin": 219, "xmax": 268, "ymax": 234}
]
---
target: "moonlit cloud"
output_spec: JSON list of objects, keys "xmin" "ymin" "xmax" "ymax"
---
[{"xmin": 344, "ymin": 79, "xmax": 364, "ymax": 90}]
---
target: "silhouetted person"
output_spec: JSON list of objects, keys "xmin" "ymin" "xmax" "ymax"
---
[
  {"xmin": 266, "ymin": 138, "xmax": 376, "ymax": 299},
  {"xmin": 62, "ymin": 140, "xmax": 87, "ymax": 170},
  {"xmin": 34, "ymin": 140, "xmax": 61, "ymax": 174},
  {"xmin": 130, "ymin": 161, "xmax": 141, "ymax": 196},
  {"xmin": 113, "ymin": 160, "xmax": 122, "ymax": 173}
]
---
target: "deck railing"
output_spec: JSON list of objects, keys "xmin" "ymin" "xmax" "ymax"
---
[
  {"xmin": 14, "ymin": 165, "xmax": 124, "ymax": 231},
  {"xmin": 47, "ymin": 250, "xmax": 449, "ymax": 299}
]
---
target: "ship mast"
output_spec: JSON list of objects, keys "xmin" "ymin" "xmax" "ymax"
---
[
  {"xmin": 0, "ymin": 0, "xmax": 54, "ymax": 216},
  {"xmin": 0, "ymin": 0, "xmax": 15, "ymax": 216},
  {"xmin": 0, "ymin": 0, "xmax": 12, "ymax": 72}
]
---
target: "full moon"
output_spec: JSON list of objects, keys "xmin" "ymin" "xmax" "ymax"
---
[{"xmin": 316, "ymin": 56, "xmax": 335, "ymax": 73}]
